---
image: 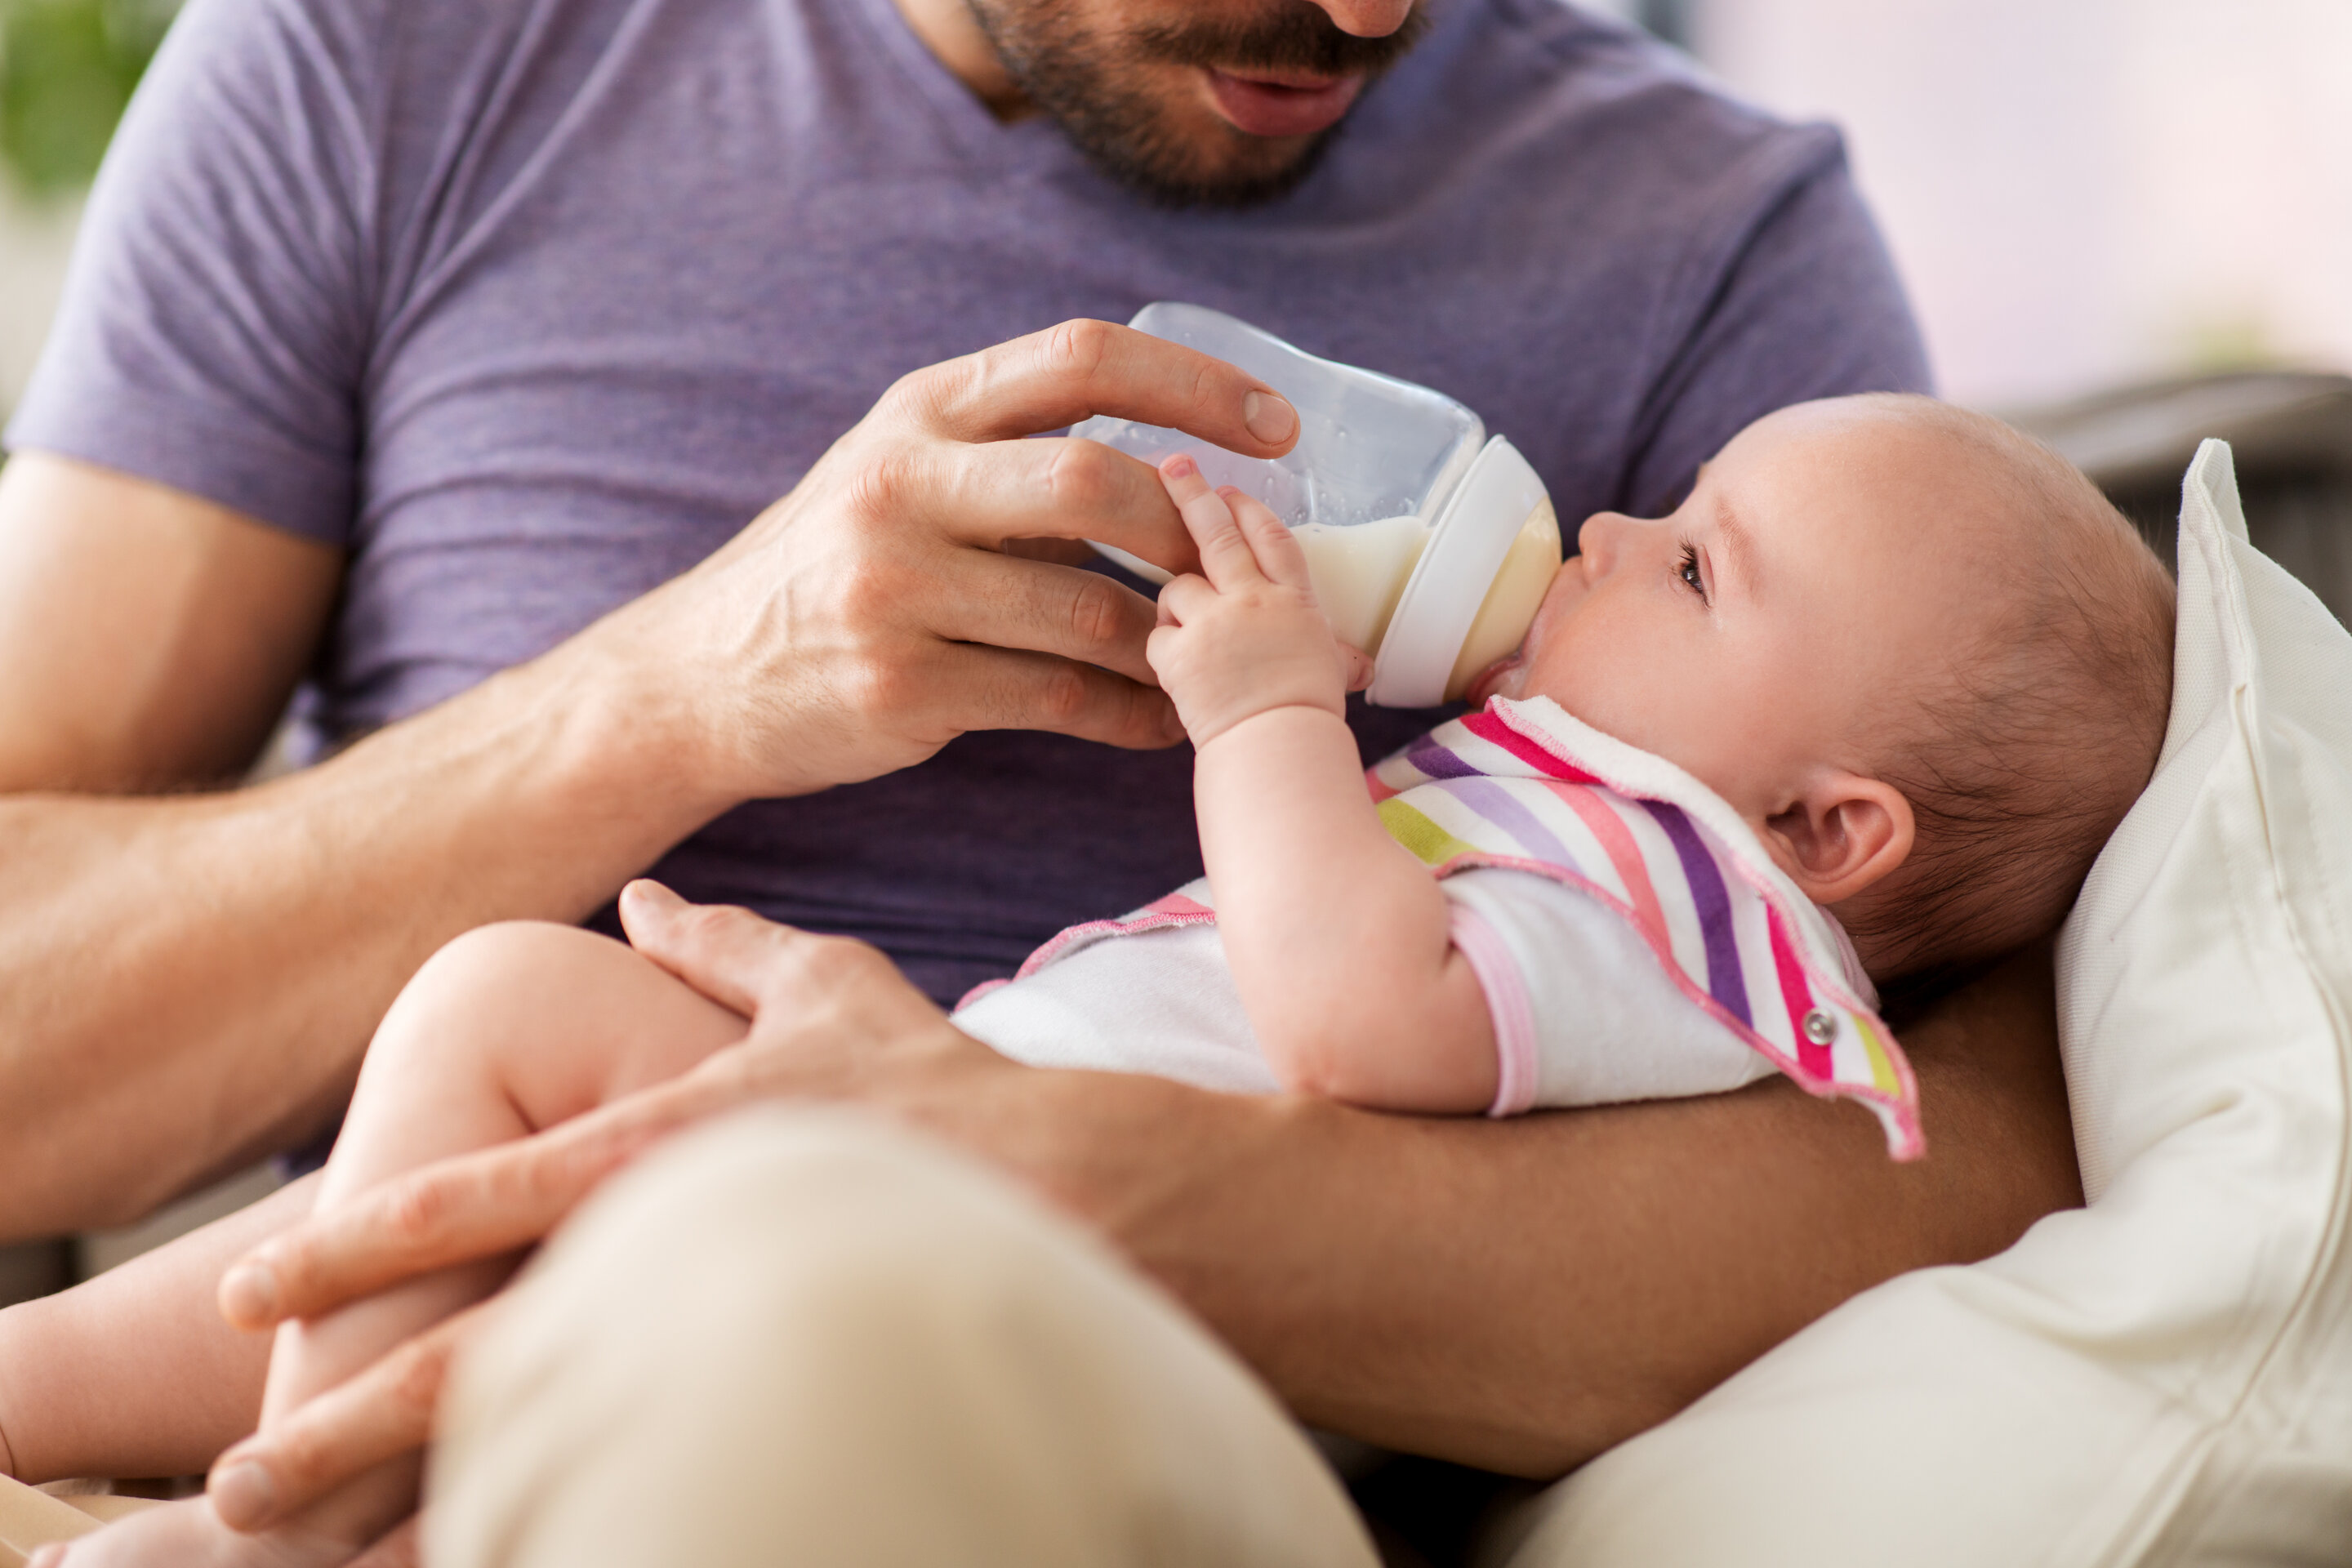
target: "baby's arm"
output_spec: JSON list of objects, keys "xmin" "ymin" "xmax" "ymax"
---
[{"xmin": 1147, "ymin": 459, "xmax": 1498, "ymax": 1114}]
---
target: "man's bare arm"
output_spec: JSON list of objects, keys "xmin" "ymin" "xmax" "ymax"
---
[
  {"xmin": 0, "ymin": 321, "xmax": 1300, "ymax": 1237},
  {"xmin": 216, "ymin": 902, "xmax": 2075, "ymax": 1508},
  {"xmin": 1012, "ymin": 942, "xmax": 2078, "ymax": 1472},
  {"xmin": 0, "ymin": 456, "xmax": 339, "ymax": 795},
  {"xmin": 0, "ymin": 457, "xmax": 732, "ymax": 1232}
]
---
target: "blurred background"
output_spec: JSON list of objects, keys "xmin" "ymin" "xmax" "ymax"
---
[
  {"xmin": 0, "ymin": 0, "xmax": 2346, "ymax": 1302},
  {"xmin": 6, "ymin": 0, "xmax": 2350, "ymax": 421},
  {"xmin": 7, "ymin": 1, "xmax": 2351, "ymax": 420},
  {"xmin": 1588, "ymin": 0, "xmax": 2352, "ymax": 617}
]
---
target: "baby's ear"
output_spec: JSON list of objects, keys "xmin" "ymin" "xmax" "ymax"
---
[{"xmin": 1761, "ymin": 773, "xmax": 1914, "ymax": 906}]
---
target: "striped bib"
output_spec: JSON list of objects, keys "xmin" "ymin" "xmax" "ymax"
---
[{"xmin": 991, "ymin": 696, "xmax": 1922, "ymax": 1160}]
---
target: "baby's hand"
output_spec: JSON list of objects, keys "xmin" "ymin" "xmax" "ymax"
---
[{"xmin": 1147, "ymin": 456, "xmax": 1372, "ymax": 746}]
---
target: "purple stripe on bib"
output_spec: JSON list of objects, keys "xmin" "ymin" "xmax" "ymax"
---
[
  {"xmin": 1405, "ymin": 736, "xmax": 1481, "ymax": 781},
  {"xmin": 1437, "ymin": 777, "xmax": 1576, "ymax": 866},
  {"xmin": 1641, "ymin": 800, "xmax": 1751, "ymax": 1027}
]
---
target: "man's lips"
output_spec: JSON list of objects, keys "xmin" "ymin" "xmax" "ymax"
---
[{"xmin": 1204, "ymin": 68, "xmax": 1365, "ymax": 139}]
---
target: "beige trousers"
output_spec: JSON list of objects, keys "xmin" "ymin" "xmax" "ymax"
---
[{"xmin": 427, "ymin": 1108, "xmax": 1405, "ymax": 1568}]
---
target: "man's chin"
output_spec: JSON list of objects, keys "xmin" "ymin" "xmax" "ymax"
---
[
  {"xmin": 1014, "ymin": 58, "xmax": 1342, "ymax": 207},
  {"xmin": 1098, "ymin": 137, "xmax": 1336, "ymax": 209},
  {"xmin": 1071, "ymin": 96, "xmax": 1338, "ymax": 208}
]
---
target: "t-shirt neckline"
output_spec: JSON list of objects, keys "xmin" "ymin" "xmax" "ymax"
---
[{"xmin": 838, "ymin": 0, "xmax": 1075, "ymax": 176}]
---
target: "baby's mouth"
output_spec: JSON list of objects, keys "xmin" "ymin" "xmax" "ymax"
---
[{"xmin": 1463, "ymin": 652, "xmax": 1524, "ymax": 707}]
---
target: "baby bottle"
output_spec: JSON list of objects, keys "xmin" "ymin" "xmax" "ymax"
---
[{"xmin": 1075, "ymin": 302, "xmax": 1561, "ymax": 707}]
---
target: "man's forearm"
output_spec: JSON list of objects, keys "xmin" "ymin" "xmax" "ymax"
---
[
  {"xmin": 915, "ymin": 942, "xmax": 2078, "ymax": 1476},
  {"xmin": 0, "ymin": 641, "xmax": 728, "ymax": 1238}
]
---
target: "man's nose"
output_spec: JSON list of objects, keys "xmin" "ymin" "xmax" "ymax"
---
[{"xmin": 1304, "ymin": 0, "xmax": 1415, "ymax": 38}]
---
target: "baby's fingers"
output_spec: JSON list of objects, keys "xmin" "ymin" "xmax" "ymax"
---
[
  {"xmin": 1338, "ymin": 640, "xmax": 1374, "ymax": 692},
  {"xmin": 1156, "ymin": 573, "xmax": 1215, "ymax": 626},
  {"xmin": 1222, "ymin": 486, "xmax": 1316, "ymax": 595},
  {"xmin": 1158, "ymin": 456, "xmax": 1263, "ymax": 590}
]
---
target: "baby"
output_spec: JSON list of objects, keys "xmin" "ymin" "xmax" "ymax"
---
[{"xmin": 0, "ymin": 394, "xmax": 2176, "ymax": 1565}]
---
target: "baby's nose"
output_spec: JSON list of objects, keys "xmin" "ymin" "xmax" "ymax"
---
[{"xmin": 1575, "ymin": 511, "xmax": 1631, "ymax": 575}]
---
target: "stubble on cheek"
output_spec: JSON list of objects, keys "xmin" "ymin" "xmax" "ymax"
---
[{"xmin": 965, "ymin": 0, "xmax": 1429, "ymax": 207}]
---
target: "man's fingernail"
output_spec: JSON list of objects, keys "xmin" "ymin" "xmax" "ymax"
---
[
  {"xmin": 219, "ymin": 1262, "xmax": 278, "ymax": 1325},
  {"xmin": 622, "ymin": 879, "xmax": 684, "ymax": 914},
  {"xmin": 1242, "ymin": 390, "xmax": 1295, "ymax": 445},
  {"xmin": 210, "ymin": 1459, "xmax": 277, "ymax": 1530}
]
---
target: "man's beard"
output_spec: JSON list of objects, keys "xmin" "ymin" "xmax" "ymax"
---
[{"xmin": 968, "ymin": 0, "xmax": 1432, "ymax": 208}]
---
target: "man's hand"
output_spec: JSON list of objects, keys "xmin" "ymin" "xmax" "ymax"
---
[
  {"xmin": 1146, "ymin": 456, "xmax": 1370, "ymax": 746},
  {"xmin": 597, "ymin": 321, "xmax": 1307, "ymax": 805},
  {"xmin": 203, "ymin": 882, "xmax": 1000, "ymax": 1526},
  {"xmin": 0, "ymin": 322, "xmax": 1302, "ymax": 1235},
  {"xmin": 196, "ymin": 886, "xmax": 2081, "ymax": 1510}
]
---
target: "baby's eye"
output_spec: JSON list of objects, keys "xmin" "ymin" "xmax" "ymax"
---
[{"xmin": 1677, "ymin": 543, "xmax": 1707, "ymax": 602}]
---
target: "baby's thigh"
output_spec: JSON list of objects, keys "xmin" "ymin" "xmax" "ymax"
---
[{"xmin": 364, "ymin": 921, "xmax": 749, "ymax": 1134}]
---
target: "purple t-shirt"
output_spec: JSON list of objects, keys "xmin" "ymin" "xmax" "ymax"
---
[{"xmin": 8, "ymin": 0, "xmax": 1928, "ymax": 1004}]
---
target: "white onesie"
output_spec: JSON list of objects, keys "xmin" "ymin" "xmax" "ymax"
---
[
  {"xmin": 955, "ymin": 868, "xmax": 1777, "ymax": 1105},
  {"xmin": 954, "ymin": 697, "xmax": 1923, "ymax": 1158}
]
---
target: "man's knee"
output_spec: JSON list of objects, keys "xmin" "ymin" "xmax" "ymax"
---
[{"xmin": 428, "ymin": 1108, "xmax": 1378, "ymax": 1568}]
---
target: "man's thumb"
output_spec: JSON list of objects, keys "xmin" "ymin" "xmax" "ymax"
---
[{"xmin": 618, "ymin": 880, "xmax": 773, "ymax": 1015}]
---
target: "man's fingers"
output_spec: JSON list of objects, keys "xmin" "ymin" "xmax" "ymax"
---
[
  {"xmin": 928, "ymin": 552, "xmax": 1162, "ymax": 686},
  {"xmin": 930, "ymin": 647, "xmax": 1184, "ymax": 748},
  {"xmin": 220, "ymin": 1098, "xmax": 688, "ymax": 1326},
  {"xmin": 915, "ymin": 438, "xmax": 1198, "ymax": 577},
  {"xmin": 209, "ymin": 1305, "xmax": 495, "ymax": 1532},
  {"xmin": 903, "ymin": 320, "xmax": 1298, "ymax": 455},
  {"xmin": 775, "ymin": 640, "xmax": 1181, "ymax": 755},
  {"xmin": 347, "ymin": 1517, "xmax": 422, "ymax": 1568},
  {"xmin": 617, "ymin": 885, "xmax": 813, "ymax": 1016}
]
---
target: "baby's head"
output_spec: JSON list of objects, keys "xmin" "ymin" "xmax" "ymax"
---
[{"xmin": 1475, "ymin": 394, "xmax": 2176, "ymax": 987}]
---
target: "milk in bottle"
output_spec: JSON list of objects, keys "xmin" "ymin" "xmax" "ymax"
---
[{"xmin": 1074, "ymin": 304, "xmax": 1561, "ymax": 707}]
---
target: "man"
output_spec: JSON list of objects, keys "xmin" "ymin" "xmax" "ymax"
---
[{"xmin": 0, "ymin": 0, "xmax": 2079, "ymax": 1559}]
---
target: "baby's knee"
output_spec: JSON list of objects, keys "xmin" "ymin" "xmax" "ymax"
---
[
  {"xmin": 409, "ymin": 919, "xmax": 614, "ymax": 1008},
  {"xmin": 373, "ymin": 921, "xmax": 627, "ymax": 1068}
]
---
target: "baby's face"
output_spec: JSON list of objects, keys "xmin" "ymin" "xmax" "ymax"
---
[{"xmin": 1472, "ymin": 401, "xmax": 1990, "ymax": 822}]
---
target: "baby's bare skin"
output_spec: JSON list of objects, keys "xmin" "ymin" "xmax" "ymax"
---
[
  {"xmin": 1152, "ymin": 397, "xmax": 2157, "ymax": 1113},
  {"xmin": 18, "ymin": 921, "xmax": 748, "ymax": 1568},
  {"xmin": 15, "ymin": 394, "xmax": 2164, "ymax": 1564}
]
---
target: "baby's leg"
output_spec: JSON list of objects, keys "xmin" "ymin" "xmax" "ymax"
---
[
  {"xmin": 51, "ymin": 923, "xmax": 746, "ymax": 1567},
  {"xmin": 273, "ymin": 920, "xmax": 752, "ymax": 1412},
  {"xmin": 0, "ymin": 1178, "xmax": 315, "ymax": 1485}
]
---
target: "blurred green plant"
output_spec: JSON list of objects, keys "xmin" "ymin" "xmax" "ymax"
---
[{"xmin": 0, "ymin": 0, "xmax": 180, "ymax": 196}]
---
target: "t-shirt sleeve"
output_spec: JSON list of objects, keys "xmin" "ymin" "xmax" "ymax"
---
[
  {"xmin": 3, "ymin": 0, "xmax": 376, "ymax": 544},
  {"xmin": 1615, "ymin": 131, "xmax": 1933, "ymax": 519},
  {"xmin": 1442, "ymin": 866, "xmax": 1777, "ymax": 1115}
]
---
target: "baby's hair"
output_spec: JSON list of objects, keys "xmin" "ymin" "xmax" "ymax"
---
[{"xmin": 1845, "ymin": 396, "xmax": 2176, "ymax": 991}]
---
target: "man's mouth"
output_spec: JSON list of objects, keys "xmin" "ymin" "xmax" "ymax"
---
[{"xmin": 1203, "ymin": 68, "xmax": 1365, "ymax": 139}]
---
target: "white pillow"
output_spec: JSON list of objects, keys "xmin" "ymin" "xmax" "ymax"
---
[{"xmin": 1500, "ymin": 440, "xmax": 2352, "ymax": 1566}]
